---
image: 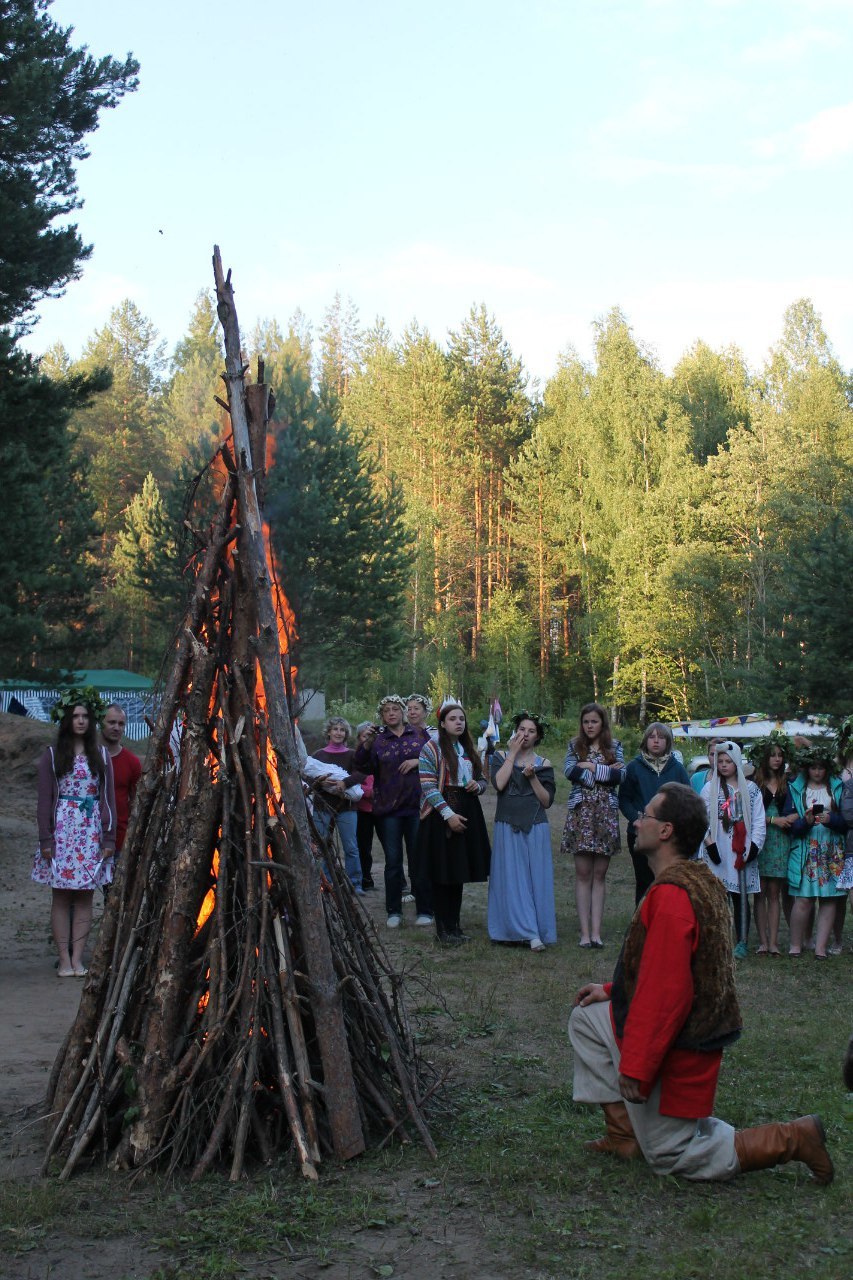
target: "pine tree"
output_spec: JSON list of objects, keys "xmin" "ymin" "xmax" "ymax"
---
[
  {"xmin": 318, "ymin": 293, "xmax": 362, "ymax": 401},
  {"xmin": 73, "ymin": 300, "xmax": 168, "ymax": 539},
  {"xmin": 265, "ymin": 380, "xmax": 414, "ymax": 694},
  {"xmin": 446, "ymin": 304, "xmax": 531, "ymax": 657},
  {"xmin": 0, "ymin": 0, "xmax": 138, "ymax": 330},
  {"xmin": 0, "ymin": 338, "xmax": 107, "ymax": 673},
  {"xmin": 0, "ymin": 2, "xmax": 137, "ymax": 672},
  {"xmin": 110, "ymin": 473, "xmax": 181, "ymax": 672},
  {"xmin": 162, "ymin": 291, "xmax": 224, "ymax": 468}
]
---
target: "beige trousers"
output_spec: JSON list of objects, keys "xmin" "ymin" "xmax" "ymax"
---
[{"xmin": 568, "ymin": 1000, "xmax": 739, "ymax": 1181}]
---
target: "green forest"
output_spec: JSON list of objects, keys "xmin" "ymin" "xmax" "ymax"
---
[
  {"xmin": 9, "ymin": 288, "xmax": 853, "ymax": 725},
  {"xmin": 3, "ymin": 2, "xmax": 852, "ymax": 727}
]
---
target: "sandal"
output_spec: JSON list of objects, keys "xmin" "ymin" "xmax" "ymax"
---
[
  {"xmin": 755, "ymin": 945, "xmax": 769, "ymax": 956},
  {"xmin": 768, "ymin": 947, "xmax": 781, "ymax": 957},
  {"xmin": 788, "ymin": 949, "xmax": 802, "ymax": 958},
  {"xmin": 578, "ymin": 940, "xmax": 592, "ymax": 949}
]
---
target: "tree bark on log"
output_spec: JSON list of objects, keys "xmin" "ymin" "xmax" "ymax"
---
[
  {"xmin": 44, "ymin": 250, "xmax": 437, "ymax": 1180},
  {"xmin": 213, "ymin": 245, "xmax": 364, "ymax": 1161}
]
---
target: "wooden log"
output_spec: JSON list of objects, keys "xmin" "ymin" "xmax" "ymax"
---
[
  {"xmin": 44, "ymin": 943, "xmax": 143, "ymax": 1173},
  {"xmin": 48, "ymin": 478, "xmax": 238, "ymax": 1122},
  {"xmin": 127, "ymin": 644, "xmax": 221, "ymax": 1166},
  {"xmin": 264, "ymin": 935, "xmax": 319, "ymax": 1180},
  {"xmin": 228, "ymin": 796, "xmax": 271, "ymax": 1183},
  {"xmin": 213, "ymin": 246, "xmax": 364, "ymax": 1162}
]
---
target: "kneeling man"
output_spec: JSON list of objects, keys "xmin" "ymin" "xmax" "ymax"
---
[{"xmin": 569, "ymin": 782, "xmax": 832, "ymax": 1183}]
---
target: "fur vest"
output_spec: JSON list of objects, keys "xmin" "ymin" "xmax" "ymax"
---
[{"xmin": 611, "ymin": 859, "xmax": 742, "ymax": 1052}]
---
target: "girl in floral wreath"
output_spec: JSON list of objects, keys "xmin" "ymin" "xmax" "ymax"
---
[
  {"xmin": 748, "ymin": 732, "xmax": 796, "ymax": 956},
  {"xmin": 561, "ymin": 703, "xmax": 624, "ymax": 948},
  {"xmin": 785, "ymin": 743, "xmax": 847, "ymax": 960},
  {"xmin": 700, "ymin": 740, "xmax": 766, "ymax": 959},
  {"xmin": 417, "ymin": 700, "xmax": 490, "ymax": 945},
  {"xmin": 32, "ymin": 689, "xmax": 116, "ymax": 976}
]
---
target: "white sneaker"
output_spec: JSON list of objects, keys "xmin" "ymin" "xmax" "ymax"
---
[
  {"xmin": 386, "ymin": 913, "xmax": 403, "ymax": 929},
  {"xmin": 415, "ymin": 914, "xmax": 434, "ymax": 927}
]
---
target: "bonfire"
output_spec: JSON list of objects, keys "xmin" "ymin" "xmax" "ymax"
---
[{"xmin": 43, "ymin": 249, "xmax": 438, "ymax": 1181}]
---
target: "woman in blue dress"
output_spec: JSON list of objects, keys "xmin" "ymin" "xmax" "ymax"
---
[{"xmin": 488, "ymin": 712, "xmax": 556, "ymax": 952}]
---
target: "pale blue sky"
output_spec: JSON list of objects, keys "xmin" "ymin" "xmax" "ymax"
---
[{"xmin": 27, "ymin": 0, "xmax": 853, "ymax": 382}]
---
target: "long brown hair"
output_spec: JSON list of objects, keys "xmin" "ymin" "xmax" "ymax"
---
[
  {"xmin": 54, "ymin": 705, "xmax": 105, "ymax": 783},
  {"xmin": 754, "ymin": 742, "xmax": 789, "ymax": 808},
  {"xmin": 572, "ymin": 701, "xmax": 616, "ymax": 764},
  {"xmin": 437, "ymin": 703, "xmax": 483, "ymax": 784}
]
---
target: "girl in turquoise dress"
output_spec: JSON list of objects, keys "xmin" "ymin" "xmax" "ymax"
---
[
  {"xmin": 748, "ymin": 733, "xmax": 795, "ymax": 956},
  {"xmin": 785, "ymin": 745, "xmax": 847, "ymax": 960}
]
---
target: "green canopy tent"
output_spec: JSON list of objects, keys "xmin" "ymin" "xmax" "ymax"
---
[{"xmin": 0, "ymin": 670, "xmax": 155, "ymax": 740}]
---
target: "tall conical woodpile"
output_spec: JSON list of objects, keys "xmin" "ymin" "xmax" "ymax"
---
[{"xmin": 43, "ymin": 249, "xmax": 438, "ymax": 1182}]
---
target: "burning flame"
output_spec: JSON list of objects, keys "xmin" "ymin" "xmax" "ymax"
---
[
  {"xmin": 188, "ymin": 391, "xmax": 298, "ymax": 1031},
  {"xmin": 196, "ymin": 850, "xmax": 220, "ymax": 932},
  {"xmin": 262, "ymin": 430, "xmax": 298, "ymax": 690}
]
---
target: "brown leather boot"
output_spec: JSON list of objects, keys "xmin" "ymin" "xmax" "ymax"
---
[
  {"xmin": 584, "ymin": 1101, "xmax": 641, "ymax": 1159},
  {"xmin": 734, "ymin": 1114, "xmax": 833, "ymax": 1184}
]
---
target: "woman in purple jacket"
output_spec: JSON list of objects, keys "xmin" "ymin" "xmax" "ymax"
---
[
  {"xmin": 354, "ymin": 695, "xmax": 433, "ymax": 929},
  {"xmin": 32, "ymin": 690, "xmax": 116, "ymax": 976}
]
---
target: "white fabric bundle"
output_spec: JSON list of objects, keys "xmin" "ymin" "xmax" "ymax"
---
[{"xmin": 300, "ymin": 754, "xmax": 364, "ymax": 802}]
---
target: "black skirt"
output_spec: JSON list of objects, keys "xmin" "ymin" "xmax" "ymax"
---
[{"xmin": 418, "ymin": 787, "xmax": 491, "ymax": 886}]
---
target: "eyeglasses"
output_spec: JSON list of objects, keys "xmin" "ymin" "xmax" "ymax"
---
[{"xmin": 636, "ymin": 807, "xmax": 663, "ymax": 822}]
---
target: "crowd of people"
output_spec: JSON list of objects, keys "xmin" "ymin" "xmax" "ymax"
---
[
  {"xmin": 29, "ymin": 691, "xmax": 847, "ymax": 1187},
  {"xmin": 33, "ymin": 690, "xmax": 853, "ymax": 969},
  {"xmin": 693, "ymin": 730, "xmax": 852, "ymax": 960},
  {"xmin": 305, "ymin": 699, "xmax": 853, "ymax": 959}
]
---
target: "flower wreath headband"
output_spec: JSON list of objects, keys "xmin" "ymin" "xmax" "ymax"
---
[
  {"xmin": 795, "ymin": 740, "xmax": 838, "ymax": 771},
  {"xmin": 512, "ymin": 710, "xmax": 550, "ymax": 741},
  {"xmin": 376, "ymin": 695, "xmax": 407, "ymax": 717},
  {"xmin": 745, "ymin": 729, "xmax": 794, "ymax": 767},
  {"xmin": 405, "ymin": 693, "xmax": 433, "ymax": 714},
  {"xmin": 50, "ymin": 686, "xmax": 107, "ymax": 725}
]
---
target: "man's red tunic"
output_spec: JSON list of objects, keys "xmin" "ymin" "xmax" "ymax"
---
[{"xmin": 605, "ymin": 883, "xmax": 723, "ymax": 1119}]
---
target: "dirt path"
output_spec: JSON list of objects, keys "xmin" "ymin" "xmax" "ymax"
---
[
  {"xmin": 0, "ymin": 716, "xmax": 167, "ymax": 1277},
  {"xmin": 0, "ymin": 717, "xmax": 81, "ymax": 1172}
]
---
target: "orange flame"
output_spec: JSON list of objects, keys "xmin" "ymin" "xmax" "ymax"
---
[
  {"xmin": 187, "ymin": 406, "xmax": 298, "ymax": 1026},
  {"xmin": 261, "ymin": 430, "xmax": 298, "ymax": 691},
  {"xmin": 195, "ymin": 850, "xmax": 220, "ymax": 932}
]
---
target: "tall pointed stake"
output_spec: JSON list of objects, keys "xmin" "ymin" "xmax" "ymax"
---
[{"xmin": 211, "ymin": 246, "xmax": 364, "ymax": 1160}]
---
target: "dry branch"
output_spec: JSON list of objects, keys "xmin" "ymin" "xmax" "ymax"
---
[{"xmin": 43, "ymin": 249, "xmax": 439, "ymax": 1181}]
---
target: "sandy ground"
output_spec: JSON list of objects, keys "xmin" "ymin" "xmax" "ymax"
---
[
  {"xmin": 0, "ymin": 715, "xmax": 169, "ymax": 1277},
  {"xmin": 0, "ymin": 716, "xmax": 80, "ymax": 1169}
]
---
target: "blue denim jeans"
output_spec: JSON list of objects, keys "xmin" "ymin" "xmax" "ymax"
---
[
  {"xmin": 313, "ymin": 806, "xmax": 362, "ymax": 890},
  {"xmin": 375, "ymin": 812, "xmax": 432, "ymax": 915}
]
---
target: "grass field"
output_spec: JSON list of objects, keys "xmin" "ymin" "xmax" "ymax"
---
[{"xmin": 1, "ymin": 773, "xmax": 851, "ymax": 1280}]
